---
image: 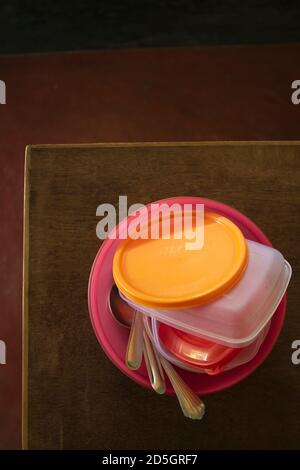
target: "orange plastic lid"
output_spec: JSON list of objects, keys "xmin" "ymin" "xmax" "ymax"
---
[{"xmin": 113, "ymin": 211, "xmax": 248, "ymax": 309}]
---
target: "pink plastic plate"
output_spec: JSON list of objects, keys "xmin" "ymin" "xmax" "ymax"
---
[{"xmin": 88, "ymin": 197, "xmax": 287, "ymax": 395}]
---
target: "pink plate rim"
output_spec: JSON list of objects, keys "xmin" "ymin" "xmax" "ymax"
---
[{"xmin": 88, "ymin": 196, "xmax": 287, "ymax": 395}]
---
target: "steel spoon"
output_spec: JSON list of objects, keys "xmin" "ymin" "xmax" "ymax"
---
[
  {"xmin": 109, "ymin": 285, "xmax": 165, "ymax": 393},
  {"xmin": 110, "ymin": 286, "xmax": 205, "ymax": 418},
  {"xmin": 143, "ymin": 317, "xmax": 205, "ymax": 420}
]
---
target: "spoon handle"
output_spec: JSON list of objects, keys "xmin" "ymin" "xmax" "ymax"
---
[
  {"xmin": 160, "ymin": 356, "xmax": 205, "ymax": 420},
  {"xmin": 143, "ymin": 330, "xmax": 166, "ymax": 395},
  {"xmin": 126, "ymin": 311, "xmax": 144, "ymax": 370}
]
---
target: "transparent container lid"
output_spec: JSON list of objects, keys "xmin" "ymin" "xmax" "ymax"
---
[{"xmin": 121, "ymin": 240, "xmax": 291, "ymax": 348}]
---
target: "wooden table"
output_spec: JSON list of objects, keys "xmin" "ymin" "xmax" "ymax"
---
[{"xmin": 23, "ymin": 141, "xmax": 300, "ymax": 449}]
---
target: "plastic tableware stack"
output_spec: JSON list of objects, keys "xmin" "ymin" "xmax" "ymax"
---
[{"xmin": 112, "ymin": 208, "xmax": 292, "ymax": 378}]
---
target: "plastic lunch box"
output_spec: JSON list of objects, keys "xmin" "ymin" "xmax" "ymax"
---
[
  {"xmin": 119, "ymin": 240, "xmax": 291, "ymax": 348},
  {"xmin": 144, "ymin": 317, "xmax": 270, "ymax": 375}
]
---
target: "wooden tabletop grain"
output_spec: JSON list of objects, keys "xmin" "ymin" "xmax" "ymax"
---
[{"xmin": 23, "ymin": 141, "xmax": 300, "ymax": 449}]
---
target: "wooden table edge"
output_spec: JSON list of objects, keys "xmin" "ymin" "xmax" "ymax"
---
[
  {"xmin": 26, "ymin": 140, "xmax": 300, "ymax": 150},
  {"xmin": 22, "ymin": 145, "xmax": 31, "ymax": 450}
]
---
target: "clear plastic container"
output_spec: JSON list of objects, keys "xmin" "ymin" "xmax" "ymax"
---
[
  {"xmin": 144, "ymin": 317, "xmax": 270, "ymax": 375},
  {"xmin": 121, "ymin": 240, "xmax": 291, "ymax": 348}
]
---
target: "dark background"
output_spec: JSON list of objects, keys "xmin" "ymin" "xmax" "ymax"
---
[{"xmin": 0, "ymin": 0, "xmax": 300, "ymax": 54}]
